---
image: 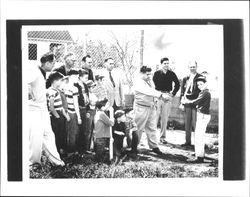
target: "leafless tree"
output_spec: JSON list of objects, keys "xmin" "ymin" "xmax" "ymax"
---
[{"xmin": 109, "ymin": 31, "xmax": 139, "ymax": 91}]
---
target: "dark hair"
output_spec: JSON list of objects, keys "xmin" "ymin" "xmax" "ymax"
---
[
  {"xmin": 104, "ymin": 57, "xmax": 113, "ymax": 63},
  {"xmin": 82, "ymin": 55, "xmax": 91, "ymax": 62},
  {"xmin": 160, "ymin": 57, "xmax": 169, "ymax": 64},
  {"xmin": 140, "ymin": 66, "xmax": 152, "ymax": 74},
  {"xmin": 195, "ymin": 76, "xmax": 207, "ymax": 83},
  {"xmin": 124, "ymin": 107, "xmax": 133, "ymax": 114},
  {"xmin": 40, "ymin": 53, "xmax": 54, "ymax": 64},
  {"xmin": 68, "ymin": 69, "xmax": 79, "ymax": 76},
  {"xmin": 79, "ymin": 69, "xmax": 89, "ymax": 77},
  {"xmin": 96, "ymin": 98, "xmax": 108, "ymax": 109},
  {"xmin": 47, "ymin": 71, "xmax": 64, "ymax": 84}
]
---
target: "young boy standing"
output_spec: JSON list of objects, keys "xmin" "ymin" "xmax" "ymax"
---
[
  {"xmin": 74, "ymin": 69, "xmax": 90, "ymax": 155},
  {"xmin": 64, "ymin": 69, "xmax": 81, "ymax": 154},
  {"xmin": 93, "ymin": 99, "xmax": 114, "ymax": 162},
  {"xmin": 185, "ymin": 75, "xmax": 211, "ymax": 163},
  {"xmin": 124, "ymin": 108, "xmax": 139, "ymax": 159},
  {"xmin": 112, "ymin": 110, "xmax": 127, "ymax": 163},
  {"xmin": 86, "ymin": 80, "xmax": 98, "ymax": 152},
  {"xmin": 47, "ymin": 71, "xmax": 70, "ymax": 156}
]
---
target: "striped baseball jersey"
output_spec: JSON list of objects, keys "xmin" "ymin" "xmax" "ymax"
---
[
  {"xmin": 65, "ymin": 85, "xmax": 79, "ymax": 113},
  {"xmin": 47, "ymin": 87, "xmax": 63, "ymax": 112}
]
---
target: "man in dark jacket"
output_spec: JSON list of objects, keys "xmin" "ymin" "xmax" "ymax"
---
[{"xmin": 180, "ymin": 60, "xmax": 203, "ymax": 147}]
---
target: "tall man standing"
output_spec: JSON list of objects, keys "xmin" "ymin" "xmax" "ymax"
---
[
  {"xmin": 180, "ymin": 60, "xmax": 203, "ymax": 147},
  {"xmin": 28, "ymin": 53, "xmax": 65, "ymax": 166},
  {"xmin": 102, "ymin": 58, "xmax": 124, "ymax": 112},
  {"xmin": 82, "ymin": 55, "xmax": 94, "ymax": 81},
  {"xmin": 153, "ymin": 57, "xmax": 180, "ymax": 144},
  {"xmin": 134, "ymin": 66, "xmax": 169, "ymax": 155}
]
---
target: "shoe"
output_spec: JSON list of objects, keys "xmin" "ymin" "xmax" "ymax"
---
[
  {"xmin": 187, "ymin": 157, "xmax": 204, "ymax": 163},
  {"xmin": 29, "ymin": 163, "xmax": 42, "ymax": 171},
  {"xmin": 160, "ymin": 139, "xmax": 168, "ymax": 144},
  {"xmin": 152, "ymin": 148, "xmax": 163, "ymax": 155},
  {"xmin": 181, "ymin": 143, "xmax": 192, "ymax": 147},
  {"xmin": 129, "ymin": 152, "xmax": 138, "ymax": 160}
]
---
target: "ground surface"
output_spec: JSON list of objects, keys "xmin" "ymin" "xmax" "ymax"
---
[{"xmin": 30, "ymin": 129, "xmax": 218, "ymax": 178}]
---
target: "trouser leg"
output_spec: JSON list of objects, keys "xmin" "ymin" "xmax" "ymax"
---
[
  {"xmin": 134, "ymin": 105, "xmax": 149, "ymax": 144},
  {"xmin": 66, "ymin": 112, "xmax": 79, "ymax": 153},
  {"xmin": 160, "ymin": 99, "xmax": 172, "ymax": 140},
  {"xmin": 29, "ymin": 110, "xmax": 43, "ymax": 164},
  {"xmin": 184, "ymin": 105, "xmax": 192, "ymax": 144},
  {"xmin": 131, "ymin": 130, "xmax": 139, "ymax": 153},
  {"xmin": 78, "ymin": 108, "xmax": 87, "ymax": 153},
  {"xmin": 145, "ymin": 106, "xmax": 159, "ymax": 149},
  {"xmin": 113, "ymin": 135, "xmax": 124, "ymax": 157},
  {"xmin": 156, "ymin": 99, "xmax": 162, "ymax": 134},
  {"xmin": 42, "ymin": 111, "xmax": 64, "ymax": 166},
  {"xmin": 195, "ymin": 113, "xmax": 211, "ymax": 158},
  {"xmin": 85, "ymin": 109, "xmax": 95, "ymax": 151},
  {"xmin": 51, "ymin": 111, "xmax": 65, "ymax": 153}
]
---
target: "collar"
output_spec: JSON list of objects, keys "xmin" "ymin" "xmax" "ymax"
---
[
  {"xmin": 161, "ymin": 69, "xmax": 168, "ymax": 74},
  {"xmin": 39, "ymin": 66, "xmax": 46, "ymax": 79}
]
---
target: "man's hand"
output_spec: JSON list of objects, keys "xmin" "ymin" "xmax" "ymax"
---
[{"xmin": 161, "ymin": 93, "xmax": 172, "ymax": 102}]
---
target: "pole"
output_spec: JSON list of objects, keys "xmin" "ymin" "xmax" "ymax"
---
[{"xmin": 140, "ymin": 30, "xmax": 144, "ymax": 67}]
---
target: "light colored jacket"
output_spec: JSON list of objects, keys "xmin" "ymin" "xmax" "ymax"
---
[
  {"xmin": 134, "ymin": 77, "xmax": 162, "ymax": 107},
  {"xmin": 102, "ymin": 69, "xmax": 123, "ymax": 108},
  {"xmin": 94, "ymin": 110, "xmax": 114, "ymax": 138}
]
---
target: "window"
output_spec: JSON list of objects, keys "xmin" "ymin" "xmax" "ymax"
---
[{"xmin": 28, "ymin": 43, "xmax": 37, "ymax": 60}]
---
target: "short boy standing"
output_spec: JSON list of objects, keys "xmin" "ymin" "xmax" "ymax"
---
[
  {"xmin": 184, "ymin": 76, "xmax": 211, "ymax": 163},
  {"xmin": 74, "ymin": 69, "xmax": 90, "ymax": 154},
  {"xmin": 113, "ymin": 110, "xmax": 127, "ymax": 163},
  {"xmin": 47, "ymin": 71, "xmax": 70, "ymax": 156},
  {"xmin": 64, "ymin": 69, "xmax": 81, "ymax": 154},
  {"xmin": 93, "ymin": 99, "xmax": 114, "ymax": 162},
  {"xmin": 86, "ymin": 80, "xmax": 98, "ymax": 152},
  {"xmin": 124, "ymin": 108, "xmax": 139, "ymax": 158}
]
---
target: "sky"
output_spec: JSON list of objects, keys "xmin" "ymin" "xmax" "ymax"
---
[
  {"xmin": 23, "ymin": 24, "xmax": 223, "ymax": 97},
  {"xmin": 68, "ymin": 25, "xmax": 223, "ymax": 79}
]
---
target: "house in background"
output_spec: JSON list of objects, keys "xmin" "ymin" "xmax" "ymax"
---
[{"xmin": 27, "ymin": 30, "xmax": 74, "ymax": 64}]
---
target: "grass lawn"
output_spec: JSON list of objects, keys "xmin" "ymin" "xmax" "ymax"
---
[{"xmin": 30, "ymin": 130, "xmax": 218, "ymax": 178}]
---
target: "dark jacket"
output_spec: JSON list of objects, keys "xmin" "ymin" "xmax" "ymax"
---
[
  {"xmin": 74, "ymin": 82, "xmax": 90, "ymax": 109},
  {"xmin": 180, "ymin": 73, "xmax": 203, "ymax": 101},
  {"xmin": 191, "ymin": 89, "xmax": 211, "ymax": 114}
]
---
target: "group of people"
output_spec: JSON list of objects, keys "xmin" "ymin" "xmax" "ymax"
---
[{"xmin": 28, "ymin": 52, "xmax": 211, "ymax": 169}]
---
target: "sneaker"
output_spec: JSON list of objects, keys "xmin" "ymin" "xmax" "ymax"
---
[
  {"xmin": 187, "ymin": 157, "xmax": 204, "ymax": 163},
  {"xmin": 152, "ymin": 148, "xmax": 163, "ymax": 155}
]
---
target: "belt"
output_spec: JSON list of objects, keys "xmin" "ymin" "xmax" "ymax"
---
[
  {"xmin": 135, "ymin": 102, "xmax": 152, "ymax": 108},
  {"xmin": 160, "ymin": 90, "xmax": 170, "ymax": 93},
  {"xmin": 79, "ymin": 106, "xmax": 87, "ymax": 109}
]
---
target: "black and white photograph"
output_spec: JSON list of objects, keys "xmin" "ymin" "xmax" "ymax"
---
[
  {"xmin": 1, "ymin": 1, "xmax": 249, "ymax": 196},
  {"xmin": 23, "ymin": 24, "xmax": 222, "ymax": 179}
]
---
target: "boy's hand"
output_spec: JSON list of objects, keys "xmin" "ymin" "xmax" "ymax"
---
[
  {"xmin": 77, "ymin": 117, "xmax": 82, "ymax": 125},
  {"xmin": 66, "ymin": 114, "xmax": 70, "ymax": 122}
]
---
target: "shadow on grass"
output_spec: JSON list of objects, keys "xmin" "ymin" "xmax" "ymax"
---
[
  {"xmin": 160, "ymin": 142, "xmax": 218, "ymax": 155},
  {"xmin": 137, "ymin": 148, "xmax": 189, "ymax": 163}
]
